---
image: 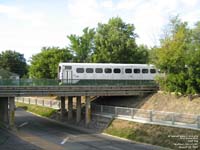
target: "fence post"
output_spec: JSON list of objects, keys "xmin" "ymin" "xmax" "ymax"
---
[
  {"xmin": 29, "ymin": 98, "xmax": 30, "ymax": 104},
  {"xmin": 171, "ymin": 113, "xmax": 175, "ymax": 125},
  {"xmin": 197, "ymin": 116, "xmax": 200, "ymax": 128},
  {"xmin": 131, "ymin": 108, "xmax": 134, "ymax": 119},
  {"xmin": 115, "ymin": 107, "xmax": 118, "ymax": 117},
  {"xmin": 35, "ymin": 99, "xmax": 37, "ymax": 105},
  {"xmin": 58, "ymin": 101, "xmax": 61, "ymax": 109},
  {"xmin": 149, "ymin": 110, "xmax": 153, "ymax": 122},
  {"xmin": 50, "ymin": 101, "xmax": 52, "ymax": 108},
  {"xmin": 22, "ymin": 97, "xmax": 24, "ymax": 103},
  {"xmin": 100, "ymin": 105, "xmax": 103, "ymax": 114},
  {"xmin": 42, "ymin": 100, "xmax": 44, "ymax": 106}
]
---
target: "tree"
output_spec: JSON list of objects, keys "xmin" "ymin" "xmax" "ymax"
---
[
  {"xmin": 29, "ymin": 47, "xmax": 72, "ymax": 79},
  {"xmin": 0, "ymin": 50, "xmax": 27, "ymax": 77},
  {"xmin": 152, "ymin": 16, "xmax": 191, "ymax": 74},
  {"xmin": 93, "ymin": 17, "xmax": 148, "ymax": 63},
  {"xmin": 68, "ymin": 27, "xmax": 95, "ymax": 62},
  {"xmin": 151, "ymin": 16, "xmax": 200, "ymax": 96}
]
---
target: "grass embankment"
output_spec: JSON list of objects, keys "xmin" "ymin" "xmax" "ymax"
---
[
  {"xmin": 16, "ymin": 102, "xmax": 56, "ymax": 117},
  {"xmin": 105, "ymin": 119, "xmax": 200, "ymax": 150}
]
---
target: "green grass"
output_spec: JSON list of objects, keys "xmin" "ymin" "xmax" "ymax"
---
[
  {"xmin": 16, "ymin": 102, "xmax": 56, "ymax": 117},
  {"xmin": 104, "ymin": 119, "xmax": 200, "ymax": 150}
]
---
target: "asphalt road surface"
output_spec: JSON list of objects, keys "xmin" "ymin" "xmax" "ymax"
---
[{"xmin": 1, "ymin": 108, "xmax": 167, "ymax": 150}]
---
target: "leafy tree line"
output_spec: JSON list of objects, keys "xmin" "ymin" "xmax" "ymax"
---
[{"xmin": 151, "ymin": 16, "xmax": 200, "ymax": 97}]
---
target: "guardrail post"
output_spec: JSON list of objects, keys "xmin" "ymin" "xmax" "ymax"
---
[
  {"xmin": 35, "ymin": 99, "xmax": 37, "ymax": 105},
  {"xmin": 149, "ymin": 110, "xmax": 153, "ymax": 122},
  {"xmin": 42, "ymin": 100, "xmax": 44, "ymax": 106},
  {"xmin": 29, "ymin": 98, "xmax": 30, "ymax": 104},
  {"xmin": 22, "ymin": 97, "xmax": 24, "ymax": 103},
  {"xmin": 197, "ymin": 116, "xmax": 200, "ymax": 128},
  {"xmin": 100, "ymin": 105, "xmax": 103, "ymax": 114},
  {"xmin": 50, "ymin": 101, "xmax": 52, "ymax": 107},
  {"xmin": 131, "ymin": 108, "xmax": 134, "ymax": 119},
  {"xmin": 171, "ymin": 113, "xmax": 175, "ymax": 125},
  {"xmin": 58, "ymin": 101, "xmax": 61, "ymax": 109},
  {"xmin": 115, "ymin": 107, "xmax": 118, "ymax": 117}
]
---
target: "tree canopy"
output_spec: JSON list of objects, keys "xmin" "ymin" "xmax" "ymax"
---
[
  {"xmin": 92, "ymin": 17, "xmax": 148, "ymax": 63},
  {"xmin": 0, "ymin": 50, "xmax": 27, "ymax": 77},
  {"xmin": 68, "ymin": 27, "xmax": 95, "ymax": 63},
  {"xmin": 151, "ymin": 16, "xmax": 200, "ymax": 96},
  {"xmin": 29, "ymin": 47, "xmax": 72, "ymax": 79}
]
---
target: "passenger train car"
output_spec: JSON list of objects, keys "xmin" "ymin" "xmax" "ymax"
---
[{"xmin": 58, "ymin": 63, "xmax": 158, "ymax": 84}]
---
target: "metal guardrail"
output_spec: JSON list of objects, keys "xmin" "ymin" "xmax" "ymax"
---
[
  {"xmin": 91, "ymin": 104, "xmax": 200, "ymax": 130},
  {"xmin": 15, "ymin": 97, "xmax": 61, "ymax": 109},
  {"xmin": 0, "ymin": 79, "xmax": 157, "ymax": 86}
]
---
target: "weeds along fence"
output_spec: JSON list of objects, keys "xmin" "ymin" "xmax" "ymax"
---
[
  {"xmin": 15, "ymin": 97, "xmax": 200, "ymax": 130},
  {"xmin": 91, "ymin": 104, "xmax": 200, "ymax": 130}
]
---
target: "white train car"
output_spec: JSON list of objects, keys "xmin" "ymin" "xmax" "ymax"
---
[{"xmin": 58, "ymin": 63, "xmax": 158, "ymax": 83}]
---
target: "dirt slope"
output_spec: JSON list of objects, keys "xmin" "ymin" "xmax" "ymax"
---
[{"xmin": 94, "ymin": 92, "xmax": 200, "ymax": 115}]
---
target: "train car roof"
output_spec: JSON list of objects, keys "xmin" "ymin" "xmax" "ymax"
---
[{"xmin": 59, "ymin": 63, "xmax": 155, "ymax": 67}]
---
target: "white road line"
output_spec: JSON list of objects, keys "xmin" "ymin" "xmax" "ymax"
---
[
  {"xmin": 60, "ymin": 137, "xmax": 69, "ymax": 145},
  {"xmin": 18, "ymin": 122, "xmax": 29, "ymax": 128}
]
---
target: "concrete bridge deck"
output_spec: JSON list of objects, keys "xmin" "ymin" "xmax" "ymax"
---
[
  {"xmin": 0, "ymin": 85, "xmax": 158, "ymax": 97},
  {"xmin": 0, "ymin": 79, "xmax": 158, "ymax": 97}
]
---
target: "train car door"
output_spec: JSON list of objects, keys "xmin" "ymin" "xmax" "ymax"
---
[{"xmin": 64, "ymin": 66, "xmax": 73, "ymax": 84}]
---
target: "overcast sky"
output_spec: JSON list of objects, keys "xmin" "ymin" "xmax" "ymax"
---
[{"xmin": 0, "ymin": 0, "xmax": 200, "ymax": 61}]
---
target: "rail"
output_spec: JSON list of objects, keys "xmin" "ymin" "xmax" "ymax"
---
[{"xmin": 0, "ymin": 79, "xmax": 157, "ymax": 86}]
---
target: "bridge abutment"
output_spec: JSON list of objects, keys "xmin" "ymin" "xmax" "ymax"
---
[
  {"xmin": 9, "ymin": 97, "xmax": 15, "ymax": 128},
  {"xmin": 0, "ymin": 97, "xmax": 9, "ymax": 126},
  {"xmin": 0, "ymin": 97, "xmax": 15, "ymax": 129}
]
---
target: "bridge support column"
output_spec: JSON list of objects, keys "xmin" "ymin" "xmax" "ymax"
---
[
  {"xmin": 85, "ymin": 96, "xmax": 91, "ymax": 126},
  {"xmin": 0, "ymin": 97, "xmax": 9, "ymax": 126},
  {"xmin": 68, "ymin": 96, "xmax": 73, "ymax": 120},
  {"xmin": 9, "ymin": 97, "xmax": 15, "ymax": 128},
  {"xmin": 60, "ymin": 96, "xmax": 66, "ymax": 120},
  {"xmin": 76, "ymin": 96, "xmax": 81, "ymax": 123}
]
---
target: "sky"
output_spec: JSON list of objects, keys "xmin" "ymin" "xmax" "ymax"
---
[{"xmin": 0, "ymin": 0, "xmax": 200, "ymax": 61}]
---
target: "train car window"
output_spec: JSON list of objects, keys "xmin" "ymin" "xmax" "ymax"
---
[
  {"xmin": 95, "ymin": 68, "xmax": 103, "ymax": 73},
  {"xmin": 125, "ymin": 68, "xmax": 132, "ymax": 74},
  {"xmin": 142, "ymin": 69, "xmax": 148, "ymax": 73},
  {"xmin": 76, "ymin": 68, "xmax": 84, "ymax": 73},
  {"xmin": 86, "ymin": 68, "xmax": 94, "ymax": 73},
  {"xmin": 105, "ymin": 68, "xmax": 112, "ymax": 73},
  {"xmin": 134, "ymin": 69, "xmax": 140, "ymax": 73},
  {"xmin": 150, "ymin": 69, "xmax": 156, "ymax": 73},
  {"xmin": 65, "ymin": 66, "xmax": 72, "ymax": 70},
  {"xmin": 114, "ymin": 68, "xmax": 121, "ymax": 73}
]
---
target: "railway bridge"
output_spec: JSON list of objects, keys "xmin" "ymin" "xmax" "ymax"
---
[{"xmin": 0, "ymin": 79, "xmax": 158, "ymax": 128}]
